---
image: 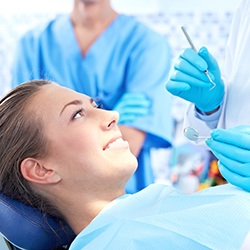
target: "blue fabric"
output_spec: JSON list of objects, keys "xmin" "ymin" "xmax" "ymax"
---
[
  {"xmin": 69, "ymin": 183, "xmax": 250, "ymax": 250},
  {"xmin": 113, "ymin": 93, "xmax": 151, "ymax": 124},
  {"xmin": 11, "ymin": 14, "xmax": 173, "ymax": 193}
]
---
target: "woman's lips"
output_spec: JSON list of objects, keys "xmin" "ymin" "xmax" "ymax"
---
[{"xmin": 104, "ymin": 138, "xmax": 129, "ymax": 150}]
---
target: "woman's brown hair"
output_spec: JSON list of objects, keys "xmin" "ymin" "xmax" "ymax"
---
[{"xmin": 0, "ymin": 79, "xmax": 62, "ymax": 219}]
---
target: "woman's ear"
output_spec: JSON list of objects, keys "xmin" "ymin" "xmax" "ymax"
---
[{"xmin": 20, "ymin": 158, "xmax": 61, "ymax": 184}]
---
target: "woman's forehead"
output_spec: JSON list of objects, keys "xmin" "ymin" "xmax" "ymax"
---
[
  {"xmin": 29, "ymin": 84, "xmax": 89, "ymax": 115},
  {"xmin": 37, "ymin": 84, "xmax": 89, "ymax": 103}
]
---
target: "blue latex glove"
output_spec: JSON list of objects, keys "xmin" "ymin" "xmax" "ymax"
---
[
  {"xmin": 113, "ymin": 93, "xmax": 151, "ymax": 124},
  {"xmin": 166, "ymin": 47, "xmax": 225, "ymax": 112},
  {"xmin": 205, "ymin": 125, "xmax": 250, "ymax": 192}
]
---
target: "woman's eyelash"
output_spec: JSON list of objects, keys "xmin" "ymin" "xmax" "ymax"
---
[
  {"xmin": 96, "ymin": 103, "xmax": 103, "ymax": 109},
  {"xmin": 72, "ymin": 108, "xmax": 84, "ymax": 119},
  {"xmin": 92, "ymin": 97, "xmax": 103, "ymax": 109},
  {"xmin": 93, "ymin": 101, "xmax": 103, "ymax": 109},
  {"xmin": 71, "ymin": 100, "xmax": 103, "ymax": 120}
]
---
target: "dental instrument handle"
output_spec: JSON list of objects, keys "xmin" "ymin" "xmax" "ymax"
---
[
  {"xmin": 196, "ymin": 136, "xmax": 210, "ymax": 139},
  {"xmin": 181, "ymin": 26, "xmax": 216, "ymax": 89},
  {"xmin": 181, "ymin": 26, "xmax": 198, "ymax": 52}
]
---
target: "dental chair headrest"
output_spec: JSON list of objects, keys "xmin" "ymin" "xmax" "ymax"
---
[{"xmin": 0, "ymin": 192, "xmax": 76, "ymax": 250}]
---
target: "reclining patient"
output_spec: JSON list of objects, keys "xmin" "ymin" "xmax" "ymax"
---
[{"xmin": 0, "ymin": 80, "xmax": 250, "ymax": 249}]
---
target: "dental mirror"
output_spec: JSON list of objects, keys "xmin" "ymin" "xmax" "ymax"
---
[{"xmin": 183, "ymin": 126, "xmax": 209, "ymax": 141}]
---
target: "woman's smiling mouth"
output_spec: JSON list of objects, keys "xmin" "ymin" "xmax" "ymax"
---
[{"xmin": 104, "ymin": 138, "xmax": 129, "ymax": 150}]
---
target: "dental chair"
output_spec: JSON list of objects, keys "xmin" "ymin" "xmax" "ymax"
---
[{"xmin": 0, "ymin": 192, "xmax": 76, "ymax": 250}]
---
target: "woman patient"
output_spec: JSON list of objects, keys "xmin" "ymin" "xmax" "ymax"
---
[{"xmin": 0, "ymin": 79, "xmax": 250, "ymax": 249}]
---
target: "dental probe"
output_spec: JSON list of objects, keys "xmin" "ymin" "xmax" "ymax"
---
[{"xmin": 181, "ymin": 26, "xmax": 216, "ymax": 90}]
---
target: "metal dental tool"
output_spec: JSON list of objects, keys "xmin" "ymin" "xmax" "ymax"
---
[
  {"xmin": 181, "ymin": 26, "xmax": 216, "ymax": 90},
  {"xmin": 183, "ymin": 126, "xmax": 210, "ymax": 142}
]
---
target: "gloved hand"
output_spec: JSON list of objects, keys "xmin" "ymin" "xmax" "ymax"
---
[
  {"xmin": 113, "ymin": 93, "xmax": 151, "ymax": 124},
  {"xmin": 166, "ymin": 47, "xmax": 225, "ymax": 112},
  {"xmin": 205, "ymin": 125, "xmax": 250, "ymax": 192}
]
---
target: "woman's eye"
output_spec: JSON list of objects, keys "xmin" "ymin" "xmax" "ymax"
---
[{"xmin": 72, "ymin": 109, "xmax": 84, "ymax": 120}]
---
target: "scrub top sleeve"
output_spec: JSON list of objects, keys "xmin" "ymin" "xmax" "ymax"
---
[
  {"xmin": 11, "ymin": 33, "xmax": 38, "ymax": 87},
  {"xmin": 194, "ymin": 106, "xmax": 222, "ymax": 129}
]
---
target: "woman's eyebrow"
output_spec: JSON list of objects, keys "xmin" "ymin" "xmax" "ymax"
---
[{"xmin": 60, "ymin": 100, "xmax": 83, "ymax": 115}]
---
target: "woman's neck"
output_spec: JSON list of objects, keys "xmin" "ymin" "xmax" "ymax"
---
[
  {"xmin": 54, "ymin": 188, "xmax": 125, "ymax": 234},
  {"xmin": 63, "ymin": 200, "xmax": 110, "ymax": 234}
]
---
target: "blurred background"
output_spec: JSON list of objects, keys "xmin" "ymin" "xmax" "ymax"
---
[
  {"xmin": 0, "ymin": 0, "xmax": 239, "ymax": 193},
  {"xmin": 0, "ymin": 0, "xmax": 238, "ymax": 95}
]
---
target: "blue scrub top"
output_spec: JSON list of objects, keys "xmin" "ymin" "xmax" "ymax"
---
[
  {"xmin": 12, "ymin": 14, "xmax": 173, "ymax": 193},
  {"xmin": 69, "ymin": 184, "xmax": 250, "ymax": 250}
]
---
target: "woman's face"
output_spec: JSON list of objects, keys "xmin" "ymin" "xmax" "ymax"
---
[{"xmin": 31, "ymin": 84, "xmax": 137, "ymax": 192}]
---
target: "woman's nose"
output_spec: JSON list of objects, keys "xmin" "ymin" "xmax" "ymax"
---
[{"xmin": 102, "ymin": 110, "xmax": 119, "ymax": 130}]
